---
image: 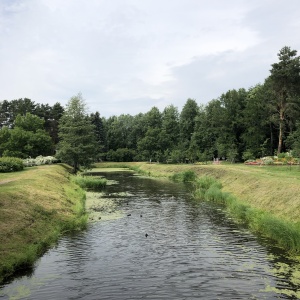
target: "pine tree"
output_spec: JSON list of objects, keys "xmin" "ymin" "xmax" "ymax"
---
[{"xmin": 57, "ymin": 93, "xmax": 98, "ymax": 171}]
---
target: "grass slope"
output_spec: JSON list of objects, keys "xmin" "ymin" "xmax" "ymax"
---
[
  {"xmin": 96, "ymin": 162, "xmax": 300, "ymax": 252},
  {"xmin": 0, "ymin": 164, "xmax": 87, "ymax": 282},
  {"xmin": 124, "ymin": 162, "xmax": 300, "ymax": 223}
]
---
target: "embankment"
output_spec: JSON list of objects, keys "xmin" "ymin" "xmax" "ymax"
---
[
  {"xmin": 97, "ymin": 162, "xmax": 300, "ymax": 252},
  {"xmin": 0, "ymin": 164, "xmax": 87, "ymax": 282},
  {"xmin": 127, "ymin": 163, "xmax": 300, "ymax": 223}
]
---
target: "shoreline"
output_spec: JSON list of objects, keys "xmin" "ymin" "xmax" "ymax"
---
[
  {"xmin": 95, "ymin": 162, "xmax": 300, "ymax": 253},
  {"xmin": 0, "ymin": 164, "xmax": 88, "ymax": 283}
]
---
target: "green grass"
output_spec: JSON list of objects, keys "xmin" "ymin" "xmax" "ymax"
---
[
  {"xmin": 0, "ymin": 164, "xmax": 88, "ymax": 283},
  {"xmin": 192, "ymin": 175, "xmax": 300, "ymax": 253},
  {"xmin": 170, "ymin": 170, "xmax": 197, "ymax": 182},
  {"xmin": 87, "ymin": 162, "xmax": 300, "ymax": 253},
  {"xmin": 71, "ymin": 175, "xmax": 107, "ymax": 190}
]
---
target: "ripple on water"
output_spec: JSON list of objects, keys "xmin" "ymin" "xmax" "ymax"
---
[{"xmin": 1, "ymin": 171, "xmax": 299, "ymax": 299}]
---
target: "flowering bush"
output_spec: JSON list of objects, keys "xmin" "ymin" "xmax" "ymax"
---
[
  {"xmin": 244, "ymin": 152, "xmax": 300, "ymax": 166},
  {"xmin": 23, "ymin": 156, "xmax": 59, "ymax": 167},
  {"xmin": 262, "ymin": 156, "xmax": 274, "ymax": 165}
]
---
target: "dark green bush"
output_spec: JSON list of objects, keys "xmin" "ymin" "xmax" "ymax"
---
[{"xmin": 0, "ymin": 157, "xmax": 24, "ymax": 172}]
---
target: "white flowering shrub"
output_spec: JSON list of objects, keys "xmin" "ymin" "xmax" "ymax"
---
[
  {"xmin": 261, "ymin": 156, "xmax": 274, "ymax": 165},
  {"xmin": 23, "ymin": 156, "xmax": 58, "ymax": 167}
]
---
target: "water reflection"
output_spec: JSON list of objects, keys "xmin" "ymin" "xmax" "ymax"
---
[{"xmin": 1, "ymin": 170, "xmax": 299, "ymax": 299}]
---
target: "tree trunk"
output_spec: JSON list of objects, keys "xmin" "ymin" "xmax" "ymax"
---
[{"xmin": 277, "ymin": 110, "xmax": 284, "ymax": 154}]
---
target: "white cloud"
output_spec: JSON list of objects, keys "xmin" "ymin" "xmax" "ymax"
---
[{"xmin": 0, "ymin": 0, "xmax": 300, "ymax": 116}]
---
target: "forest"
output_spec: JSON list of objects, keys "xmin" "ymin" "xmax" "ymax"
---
[{"xmin": 1, "ymin": 46, "xmax": 300, "ymax": 165}]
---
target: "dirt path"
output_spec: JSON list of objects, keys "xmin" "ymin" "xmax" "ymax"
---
[{"xmin": 0, "ymin": 179, "xmax": 16, "ymax": 185}]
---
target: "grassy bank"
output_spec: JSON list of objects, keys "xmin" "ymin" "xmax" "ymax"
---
[
  {"xmin": 95, "ymin": 162, "xmax": 300, "ymax": 253},
  {"xmin": 0, "ymin": 164, "xmax": 88, "ymax": 283}
]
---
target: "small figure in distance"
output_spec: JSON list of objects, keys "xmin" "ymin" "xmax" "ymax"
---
[{"xmin": 145, "ymin": 233, "xmax": 149, "ymax": 238}]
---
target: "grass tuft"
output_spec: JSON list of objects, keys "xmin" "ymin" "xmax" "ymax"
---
[
  {"xmin": 71, "ymin": 175, "xmax": 107, "ymax": 190},
  {"xmin": 170, "ymin": 170, "xmax": 197, "ymax": 182}
]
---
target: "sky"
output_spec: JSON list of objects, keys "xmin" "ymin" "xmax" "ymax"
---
[{"xmin": 1, "ymin": 0, "xmax": 300, "ymax": 117}]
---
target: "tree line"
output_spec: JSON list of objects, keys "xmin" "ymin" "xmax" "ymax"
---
[{"xmin": 1, "ymin": 46, "xmax": 300, "ymax": 168}]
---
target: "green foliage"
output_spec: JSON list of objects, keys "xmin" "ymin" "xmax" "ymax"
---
[
  {"xmin": 242, "ymin": 150, "xmax": 255, "ymax": 161},
  {"xmin": 15, "ymin": 112, "xmax": 44, "ymax": 132},
  {"xmin": 194, "ymin": 176, "xmax": 222, "ymax": 190},
  {"xmin": 193, "ymin": 174, "xmax": 300, "ymax": 253},
  {"xmin": 0, "ymin": 113, "xmax": 53, "ymax": 158},
  {"xmin": 170, "ymin": 170, "xmax": 197, "ymax": 182},
  {"xmin": 268, "ymin": 46, "xmax": 300, "ymax": 154},
  {"xmin": 57, "ymin": 93, "xmax": 98, "ymax": 171},
  {"xmin": 105, "ymin": 148, "xmax": 136, "ymax": 162},
  {"xmin": 0, "ymin": 157, "xmax": 24, "ymax": 172},
  {"xmin": 286, "ymin": 121, "xmax": 300, "ymax": 157},
  {"xmin": 71, "ymin": 175, "xmax": 107, "ymax": 190},
  {"xmin": 179, "ymin": 98, "xmax": 199, "ymax": 151},
  {"xmin": 2, "ymin": 46, "xmax": 300, "ymax": 165}
]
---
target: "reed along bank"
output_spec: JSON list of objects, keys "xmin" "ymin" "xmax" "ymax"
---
[{"xmin": 0, "ymin": 164, "xmax": 87, "ymax": 282}]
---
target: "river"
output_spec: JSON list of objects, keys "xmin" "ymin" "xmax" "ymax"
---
[{"xmin": 1, "ymin": 169, "xmax": 300, "ymax": 299}]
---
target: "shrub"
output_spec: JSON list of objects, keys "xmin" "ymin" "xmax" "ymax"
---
[
  {"xmin": 0, "ymin": 157, "xmax": 24, "ymax": 172},
  {"xmin": 182, "ymin": 171, "xmax": 197, "ymax": 182},
  {"xmin": 242, "ymin": 150, "xmax": 255, "ymax": 161},
  {"xmin": 262, "ymin": 156, "xmax": 274, "ymax": 165},
  {"xmin": 23, "ymin": 156, "xmax": 58, "ymax": 167}
]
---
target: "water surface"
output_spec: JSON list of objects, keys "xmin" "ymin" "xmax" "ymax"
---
[{"xmin": 1, "ymin": 170, "xmax": 300, "ymax": 299}]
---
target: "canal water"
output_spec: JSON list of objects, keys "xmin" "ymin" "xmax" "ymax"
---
[{"xmin": 1, "ymin": 170, "xmax": 300, "ymax": 299}]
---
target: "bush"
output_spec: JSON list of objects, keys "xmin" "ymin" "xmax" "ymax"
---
[
  {"xmin": 0, "ymin": 157, "xmax": 24, "ymax": 172},
  {"xmin": 242, "ymin": 150, "xmax": 255, "ymax": 161},
  {"xmin": 261, "ymin": 156, "xmax": 274, "ymax": 165},
  {"xmin": 23, "ymin": 156, "xmax": 59, "ymax": 167}
]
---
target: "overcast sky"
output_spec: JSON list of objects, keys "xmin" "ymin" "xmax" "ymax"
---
[{"xmin": 1, "ymin": 0, "xmax": 300, "ymax": 117}]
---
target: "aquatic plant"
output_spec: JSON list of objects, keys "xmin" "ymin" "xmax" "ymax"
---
[{"xmin": 71, "ymin": 175, "xmax": 107, "ymax": 190}]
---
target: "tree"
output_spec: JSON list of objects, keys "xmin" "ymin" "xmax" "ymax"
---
[
  {"xmin": 90, "ymin": 111, "xmax": 105, "ymax": 156},
  {"xmin": 57, "ymin": 93, "xmax": 98, "ymax": 172},
  {"xmin": 161, "ymin": 105, "xmax": 180, "ymax": 151},
  {"xmin": 0, "ymin": 113, "xmax": 53, "ymax": 158},
  {"xmin": 241, "ymin": 84, "xmax": 272, "ymax": 158},
  {"xmin": 15, "ymin": 112, "xmax": 45, "ymax": 132},
  {"xmin": 268, "ymin": 46, "xmax": 300, "ymax": 154},
  {"xmin": 286, "ymin": 121, "xmax": 300, "ymax": 158},
  {"xmin": 179, "ymin": 99, "xmax": 199, "ymax": 152}
]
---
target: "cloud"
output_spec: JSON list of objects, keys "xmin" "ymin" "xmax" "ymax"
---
[{"xmin": 0, "ymin": 0, "xmax": 300, "ymax": 116}]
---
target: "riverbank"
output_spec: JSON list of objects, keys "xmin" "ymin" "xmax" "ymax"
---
[
  {"xmin": 0, "ymin": 164, "xmax": 87, "ymax": 282},
  {"xmin": 95, "ymin": 162, "xmax": 300, "ymax": 252}
]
